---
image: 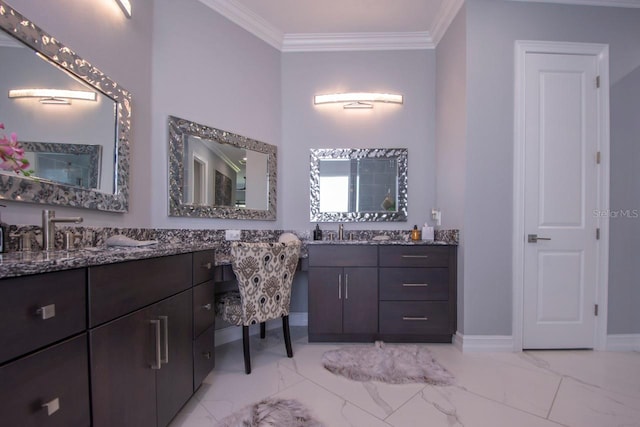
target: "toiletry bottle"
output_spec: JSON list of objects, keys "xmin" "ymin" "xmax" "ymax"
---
[
  {"xmin": 313, "ymin": 224, "xmax": 323, "ymax": 241},
  {"xmin": 422, "ymin": 223, "xmax": 434, "ymax": 241},
  {"xmin": 411, "ymin": 225, "xmax": 421, "ymax": 241},
  {"xmin": 0, "ymin": 205, "xmax": 6, "ymax": 252}
]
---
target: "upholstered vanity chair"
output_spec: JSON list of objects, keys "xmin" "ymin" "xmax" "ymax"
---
[{"xmin": 218, "ymin": 240, "xmax": 301, "ymax": 374}]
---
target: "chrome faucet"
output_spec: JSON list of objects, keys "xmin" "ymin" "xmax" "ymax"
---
[
  {"xmin": 338, "ymin": 224, "xmax": 344, "ymax": 241},
  {"xmin": 42, "ymin": 209, "xmax": 83, "ymax": 251}
]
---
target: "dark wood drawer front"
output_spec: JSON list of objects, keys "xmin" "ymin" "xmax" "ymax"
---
[
  {"xmin": 89, "ymin": 254, "xmax": 192, "ymax": 327},
  {"xmin": 193, "ymin": 280, "xmax": 215, "ymax": 338},
  {"xmin": 379, "ymin": 246, "xmax": 450, "ymax": 268},
  {"xmin": 308, "ymin": 245, "xmax": 377, "ymax": 267},
  {"xmin": 0, "ymin": 334, "xmax": 90, "ymax": 427},
  {"xmin": 193, "ymin": 250, "xmax": 215, "ymax": 285},
  {"xmin": 379, "ymin": 301, "xmax": 450, "ymax": 334},
  {"xmin": 379, "ymin": 268, "xmax": 449, "ymax": 301},
  {"xmin": 0, "ymin": 269, "xmax": 86, "ymax": 364},
  {"xmin": 193, "ymin": 325, "xmax": 215, "ymax": 391}
]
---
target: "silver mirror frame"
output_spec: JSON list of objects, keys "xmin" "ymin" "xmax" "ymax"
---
[
  {"xmin": 0, "ymin": 0, "xmax": 130, "ymax": 212},
  {"xmin": 310, "ymin": 148, "xmax": 408, "ymax": 222},
  {"xmin": 168, "ymin": 115, "xmax": 277, "ymax": 220}
]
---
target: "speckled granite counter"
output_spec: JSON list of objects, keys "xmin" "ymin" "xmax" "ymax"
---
[{"xmin": 0, "ymin": 243, "xmax": 218, "ymax": 279}]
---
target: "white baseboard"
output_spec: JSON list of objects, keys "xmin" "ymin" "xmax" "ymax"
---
[
  {"xmin": 215, "ymin": 312, "xmax": 308, "ymax": 347},
  {"xmin": 606, "ymin": 334, "xmax": 640, "ymax": 351},
  {"xmin": 454, "ymin": 332, "xmax": 515, "ymax": 352}
]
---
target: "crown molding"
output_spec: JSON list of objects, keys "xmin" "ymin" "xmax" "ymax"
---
[
  {"xmin": 508, "ymin": 0, "xmax": 640, "ymax": 7},
  {"xmin": 282, "ymin": 32, "xmax": 434, "ymax": 52},
  {"xmin": 430, "ymin": 0, "xmax": 465, "ymax": 45},
  {"xmin": 198, "ymin": 0, "xmax": 283, "ymax": 50}
]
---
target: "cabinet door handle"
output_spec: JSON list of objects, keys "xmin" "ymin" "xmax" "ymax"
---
[
  {"xmin": 150, "ymin": 320, "xmax": 161, "ymax": 370},
  {"xmin": 203, "ymin": 351, "xmax": 212, "ymax": 360},
  {"xmin": 36, "ymin": 304, "xmax": 56, "ymax": 320},
  {"xmin": 159, "ymin": 315, "xmax": 169, "ymax": 365},
  {"xmin": 402, "ymin": 283, "xmax": 429, "ymax": 287},
  {"xmin": 202, "ymin": 262, "xmax": 212, "ymax": 270},
  {"xmin": 401, "ymin": 255, "xmax": 429, "ymax": 259},
  {"xmin": 42, "ymin": 397, "xmax": 60, "ymax": 416},
  {"xmin": 345, "ymin": 273, "xmax": 349, "ymax": 300},
  {"xmin": 402, "ymin": 316, "xmax": 429, "ymax": 321},
  {"xmin": 202, "ymin": 303, "xmax": 212, "ymax": 311},
  {"xmin": 338, "ymin": 274, "xmax": 342, "ymax": 300}
]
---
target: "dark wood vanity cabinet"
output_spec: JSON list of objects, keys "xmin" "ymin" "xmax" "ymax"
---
[
  {"xmin": 308, "ymin": 244, "xmax": 457, "ymax": 343},
  {"xmin": 192, "ymin": 250, "xmax": 216, "ymax": 391},
  {"xmin": 0, "ymin": 269, "xmax": 90, "ymax": 426},
  {"xmin": 308, "ymin": 245, "xmax": 378, "ymax": 341}
]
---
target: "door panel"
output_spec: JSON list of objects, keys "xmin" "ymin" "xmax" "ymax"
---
[
  {"xmin": 343, "ymin": 267, "xmax": 378, "ymax": 335},
  {"xmin": 308, "ymin": 267, "xmax": 343, "ymax": 335},
  {"xmin": 523, "ymin": 52, "xmax": 598, "ymax": 349}
]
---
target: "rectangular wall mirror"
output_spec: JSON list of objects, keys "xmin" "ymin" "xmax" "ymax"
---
[
  {"xmin": 168, "ymin": 115, "xmax": 276, "ymax": 220},
  {"xmin": 310, "ymin": 148, "xmax": 408, "ymax": 222},
  {"xmin": 0, "ymin": 0, "xmax": 131, "ymax": 212}
]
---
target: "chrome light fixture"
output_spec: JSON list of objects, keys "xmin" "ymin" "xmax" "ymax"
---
[
  {"xmin": 8, "ymin": 88, "xmax": 97, "ymax": 105},
  {"xmin": 115, "ymin": 0, "xmax": 132, "ymax": 18},
  {"xmin": 314, "ymin": 92, "xmax": 403, "ymax": 109}
]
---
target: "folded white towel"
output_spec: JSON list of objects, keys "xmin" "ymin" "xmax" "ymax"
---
[{"xmin": 105, "ymin": 235, "xmax": 158, "ymax": 247}]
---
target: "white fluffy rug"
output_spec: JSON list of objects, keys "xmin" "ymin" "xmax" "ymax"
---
[
  {"xmin": 216, "ymin": 398, "xmax": 323, "ymax": 427},
  {"xmin": 322, "ymin": 341, "xmax": 454, "ymax": 385}
]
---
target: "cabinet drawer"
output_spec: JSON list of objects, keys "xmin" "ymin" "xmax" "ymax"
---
[
  {"xmin": 379, "ymin": 246, "xmax": 450, "ymax": 268},
  {"xmin": 379, "ymin": 301, "xmax": 450, "ymax": 335},
  {"xmin": 0, "ymin": 334, "xmax": 90, "ymax": 427},
  {"xmin": 379, "ymin": 268, "xmax": 449, "ymax": 301},
  {"xmin": 0, "ymin": 269, "xmax": 86, "ymax": 364},
  {"xmin": 193, "ymin": 325, "xmax": 215, "ymax": 391},
  {"xmin": 193, "ymin": 250, "xmax": 215, "ymax": 285},
  {"xmin": 308, "ymin": 245, "xmax": 377, "ymax": 267},
  {"xmin": 89, "ymin": 254, "xmax": 192, "ymax": 327},
  {"xmin": 193, "ymin": 280, "xmax": 215, "ymax": 338}
]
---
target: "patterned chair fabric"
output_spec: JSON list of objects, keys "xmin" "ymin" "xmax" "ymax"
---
[{"xmin": 221, "ymin": 241, "xmax": 301, "ymax": 327}]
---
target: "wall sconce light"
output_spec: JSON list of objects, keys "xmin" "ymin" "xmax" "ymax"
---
[
  {"xmin": 115, "ymin": 0, "xmax": 132, "ymax": 18},
  {"xmin": 8, "ymin": 88, "xmax": 97, "ymax": 105},
  {"xmin": 314, "ymin": 92, "xmax": 403, "ymax": 109}
]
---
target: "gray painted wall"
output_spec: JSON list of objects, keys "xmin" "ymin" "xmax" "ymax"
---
[
  {"xmin": 436, "ymin": 5, "xmax": 467, "ymax": 333},
  {"xmin": 281, "ymin": 50, "xmax": 437, "ymax": 233},
  {"xmin": 464, "ymin": 0, "xmax": 640, "ymax": 335}
]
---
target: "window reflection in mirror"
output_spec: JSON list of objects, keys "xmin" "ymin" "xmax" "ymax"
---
[{"xmin": 310, "ymin": 148, "xmax": 407, "ymax": 222}]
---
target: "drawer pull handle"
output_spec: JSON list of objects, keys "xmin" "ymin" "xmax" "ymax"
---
[
  {"xmin": 401, "ymin": 255, "xmax": 429, "ymax": 259},
  {"xmin": 202, "ymin": 303, "xmax": 212, "ymax": 311},
  {"xmin": 202, "ymin": 262, "xmax": 212, "ymax": 270},
  {"xmin": 36, "ymin": 304, "xmax": 56, "ymax": 320},
  {"xmin": 42, "ymin": 397, "xmax": 60, "ymax": 416},
  {"xmin": 203, "ymin": 351, "xmax": 212, "ymax": 360},
  {"xmin": 402, "ymin": 283, "xmax": 429, "ymax": 287},
  {"xmin": 159, "ymin": 316, "xmax": 169, "ymax": 365},
  {"xmin": 150, "ymin": 320, "xmax": 161, "ymax": 370},
  {"xmin": 403, "ymin": 316, "xmax": 429, "ymax": 321}
]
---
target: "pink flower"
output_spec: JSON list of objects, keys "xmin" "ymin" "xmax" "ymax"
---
[{"xmin": 0, "ymin": 122, "xmax": 32, "ymax": 176}]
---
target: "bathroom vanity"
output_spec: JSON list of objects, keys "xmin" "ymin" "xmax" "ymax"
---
[
  {"xmin": 0, "ymin": 246, "xmax": 216, "ymax": 427},
  {"xmin": 308, "ymin": 242, "xmax": 457, "ymax": 343}
]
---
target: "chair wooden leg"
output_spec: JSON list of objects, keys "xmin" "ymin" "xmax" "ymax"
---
[
  {"xmin": 282, "ymin": 315, "xmax": 293, "ymax": 358},
  {"xmin": 242, "ymin": 325, "xmax": 251, "ymax": 374},
  {"xmin": 260, "ymin": 322, "xmax": 266, "ymax": 339}
]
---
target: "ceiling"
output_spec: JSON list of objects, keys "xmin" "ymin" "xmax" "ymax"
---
[{"xmin": 200, "ymin": 0, "xmax": 640, "ymax": 51}]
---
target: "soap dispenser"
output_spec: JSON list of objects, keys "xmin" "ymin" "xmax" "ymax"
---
[
  {"xmin": 411, "ymin": 225, "xmax": 421, "ymax": 241},
  {"xmin": 313, "ymin": 224, "xmax": 323, "ymax": 241},
  {"xmin": 0, "ymin": 204, "xmax": 7, "ymax": 252}
]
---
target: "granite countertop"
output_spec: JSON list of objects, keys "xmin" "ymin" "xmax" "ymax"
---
[
  {"xmin": 0, "ymin": 243, "xmax": 219, "ymax": 279},
  {"xmin": 305, "ymin": 239, "xmax": 453, "ymax": 245}
]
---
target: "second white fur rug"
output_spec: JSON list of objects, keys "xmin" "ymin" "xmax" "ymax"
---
[
  {"xmin": 322, "ymin": 341, "xmax": 454, "ymax": 385},
  {"xmin": 216, "ymin": 398, "xmax": 323, "ymax": 427}
]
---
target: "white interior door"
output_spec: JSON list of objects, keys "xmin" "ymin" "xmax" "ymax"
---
[{"xmin": 522, "ymin": 51, "xmax": 600, "ymax": 349}]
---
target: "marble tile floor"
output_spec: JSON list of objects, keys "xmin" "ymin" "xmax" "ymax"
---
[{"xmin": 170, "ymin": 327, "xmax": 640, "ymax": 427}]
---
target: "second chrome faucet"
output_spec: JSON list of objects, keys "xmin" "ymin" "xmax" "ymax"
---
[{"xmin": 42, "ymin": 209, "xmax": 83, "ymax": 251}]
